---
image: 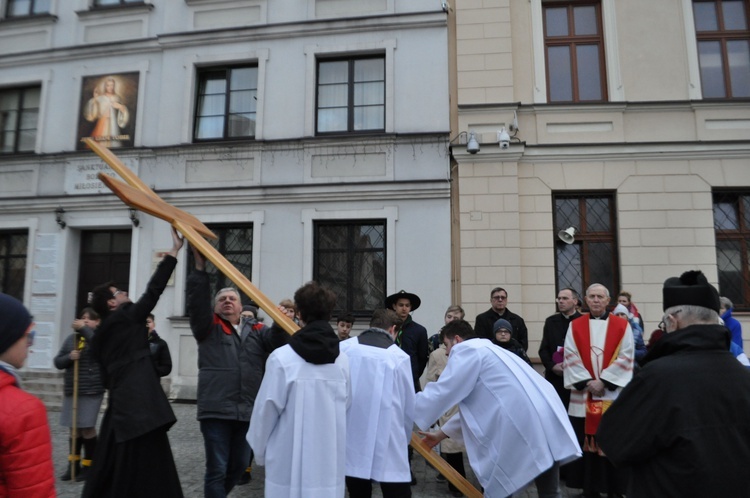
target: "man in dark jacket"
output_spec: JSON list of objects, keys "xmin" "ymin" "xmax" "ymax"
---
[
  {"xmin": 538, "ymin": 287, "xmax": 581, "ymax": 409},
  {"xmin": 187, "ymin": 245, "xmax": 288, "ymax": 498},
  {"xmin": 385, "ymin": 289, "xmax": 428, "ymax": 393},
  {"xmin": 598, "ymin": 270, "xmax": 750, "ymax": 497},
  {"xmin": 83, "ymin": 227, "xmax": 184, "ymax": 498},
  {"xmin": 474, "ymin": 287, "xmax": 528, "ymax": 351},
  {"xmin": 146, "ymin": 313, "xmax": 172, "ymax": 377}
]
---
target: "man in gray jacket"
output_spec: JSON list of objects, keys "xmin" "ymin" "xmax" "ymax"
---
[{"xmin": 187, "ymin": 246, "xmax": 288, "ymax": 498}]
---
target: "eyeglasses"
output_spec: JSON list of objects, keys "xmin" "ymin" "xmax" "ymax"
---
[
  {"xmin": 112, "ymin": 289, "xmax": 126, "ymax": 298},
  {"xmin": 27, "ymin": 330, "xmax": 36, "ymax": 347},
  {"xmin": 496, "ymin": 329, "xmax": 511, "ymax": 334},
  {"xmin": 658, "ymin": 309, "xmax": 682, "ymax": 332},
  {"xmin": 491, "ymin": 295, "xmax": 507, "ymax": 301}
]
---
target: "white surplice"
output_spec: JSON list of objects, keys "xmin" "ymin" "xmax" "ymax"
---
[
  {"xmin": 562, "ymin": 315, "xmax": 634, "ymax": 418},
  {"xmin": 339, "ymin": 336, "xmax": 415, "ymax": 483},
  {"xmin": 247, "ymin": 344, "xmax": 350, "ymax": 498},
  {"xmin": 414, "ymin": 338, "xmax": 581, "ymax": 498}
]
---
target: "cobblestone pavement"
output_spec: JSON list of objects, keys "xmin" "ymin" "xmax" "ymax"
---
[{"xmin": 50, "ymin": 402, "xmax": 576, "ymax": 498}]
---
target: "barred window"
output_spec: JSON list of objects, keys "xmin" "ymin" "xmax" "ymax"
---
[
  {"xmin": 553, "ymin": 193, "xmax": 619, "ymax": 300},
  {"xmin": 714, "ymin": 191, "xmax": 750, "ymax": 309},
  {"xmin": 0, "ymin": 231, "xmax": 28, "ymax": 301},
  {"xmin": 186, "ymin": 224, "xmax": 254, "ymax": 306},
  {"xmin": 314, "ymin": 220, "xmax": 386, "ymax": 316}
]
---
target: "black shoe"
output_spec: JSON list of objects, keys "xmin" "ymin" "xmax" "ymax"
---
[
  {"xmin": 450, "ymin": 490, "xmax": 463, "ymax": 497},
  {"xmin": 75, "ymin": 467, "xmax": 89, "ymax": 482},
  {"xmin": 436, "ymin": 473, "xmax": 446, "ymax": 483},
  {"xmin": 410, "ymin": 471, "xmax": 417, "ymax": 486},
  {"xmin": 238, "ymin": 471, "xmax": 251, "ymax": 485},
  {"xmin": 60, "ymin": 463, "xmax": 81, "ymax": 482}
]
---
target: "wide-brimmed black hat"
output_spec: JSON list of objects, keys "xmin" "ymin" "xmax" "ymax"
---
[
  {"xmin": 663, "ymin": 270, "xmax": 720, "ymax": 313},
  {"xmin": 385, "ymin": 290, "xmax": 421, "ymax": 311}
]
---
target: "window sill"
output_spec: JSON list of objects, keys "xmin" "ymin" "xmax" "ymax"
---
[
  {"xmin": 75, "ymin": 3, "xmax": 154, "ymax": 19},
  {"xmin": 0, "ymin": 14, "xmax": 57, "ymax": 27}
]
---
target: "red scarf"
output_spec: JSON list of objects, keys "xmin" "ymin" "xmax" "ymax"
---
[
  {"xmin": 213, "ymin": 314, "xmax": 234, "ymax": 335},
  {"xmin": 571, "ymin": 315, "xmax": 627, "ymax": 453}
]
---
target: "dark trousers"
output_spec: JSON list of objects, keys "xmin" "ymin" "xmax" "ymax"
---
[
  {"xmin": 442, "ymin": 451, "xmax": 466, "ymax": 492},
  {"xmin": 200, "ymin": 419, "xmax": 251, "ymax": 498},
  {"xmin": 346, "ymin": 476, "xmax": 412, "ymax": 498}
]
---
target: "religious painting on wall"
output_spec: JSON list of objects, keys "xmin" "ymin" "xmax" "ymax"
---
[{"xmin": 77, "ymin": 72, "xmax": 139, "ymax": 150}]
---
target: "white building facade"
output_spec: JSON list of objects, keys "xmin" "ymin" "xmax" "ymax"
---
[{"xmin": 0, "ymin": 0, "xmax": 452, "ymax": 398}]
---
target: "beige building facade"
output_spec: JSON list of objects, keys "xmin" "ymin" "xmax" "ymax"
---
[{"xmin": 451, "ymin": 0, "xmax": 750, "ymax": 354}]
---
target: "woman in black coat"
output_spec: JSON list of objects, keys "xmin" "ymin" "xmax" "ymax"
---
[{"xmin": 82, "ymin": 228, "xmax": 184, "ymax": 498}]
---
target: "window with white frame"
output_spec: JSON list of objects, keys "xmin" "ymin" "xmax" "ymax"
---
[
  {"xmin": 194, "ymin": 66, "xmax": 258, "ymax": 141},
  {"xmin": 314, "ymin": 220, "xmax": 386, "ymax": 316},
  {"xmin": 5, "ymin": 0, "xmax": 50, "ymax": 17},
  {"xmin": 693, "ymin": 0, "xmax": 750, "ymax": 98},
  {"xmin": 0, "ymin": 85, "xmax": 40, "ymax": 154},
  {"xmin": 316, "ymin": 56, "xmax": 385, "ymax": 134}
]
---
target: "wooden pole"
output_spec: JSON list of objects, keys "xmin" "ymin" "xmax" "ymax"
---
[
  {"xmin": 70, "ymin": 333, "xmax": 80, "ymax": 481},
  {"xmin": 85, "ymin": 140, "xmax": 482, "ymax": 496}
]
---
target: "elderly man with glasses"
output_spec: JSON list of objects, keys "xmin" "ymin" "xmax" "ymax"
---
[
  {"xmin": 598, "ymin": 270, "xmax": 750, "ymax": 497},
  {"xmin": 562, "ymin": 283, "xmax": 634, "ymax": 498}
]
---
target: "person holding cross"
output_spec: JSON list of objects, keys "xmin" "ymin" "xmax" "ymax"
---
[
  {"xmin": 82, "ymin": 227, "xmax": 184, "ymax": 498},
  {"xmin": 187, "ymin": 245, "xmax": 289, "ymax": 498}
]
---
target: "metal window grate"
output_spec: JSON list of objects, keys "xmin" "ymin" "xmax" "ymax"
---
[
  {"xmin": 314, "ymin": 221, "xmax": 386, "ymax": 315},
  {"xmin": 553, "ymin": 193, "xmax": 619, "ymax": 297},
  {"xmin": 714, "ymin": 191, "xmax": 750, "ymax": 308}
]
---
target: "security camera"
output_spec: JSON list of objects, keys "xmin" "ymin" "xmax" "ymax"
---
[
  {"xmin": 466, "ymin": 130, "xmax": 480, "ymax": 154},
  {"xmin": 498, "ymin": 128, "xmax": 510, "ymax": 150}
]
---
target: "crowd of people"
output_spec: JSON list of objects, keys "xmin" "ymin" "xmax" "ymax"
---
[{"xmin": 2, "ymin": 227, "xmax": 750, "ymax": 498}]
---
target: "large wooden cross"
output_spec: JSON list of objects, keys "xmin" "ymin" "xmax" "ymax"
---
[{"xmin": 84, "ymin": 138, "xmax": 482, "ymax": 498}]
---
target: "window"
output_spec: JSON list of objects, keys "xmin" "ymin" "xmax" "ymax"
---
[
  {"xmin": 6, "ymin": 0, "xmax": 50, "ymax": 16},
  {"xmin": 0, "ymin": 86, "xmax": 40, "ymax": 154},
  {"xmin": 314, "ymin": 220, "xmax": 386, "ymax": 316},
  {"xmin": 693, "ymin": 0, "xmax": 750, "ymax": 98},
  {"xmin": 0, "ymin": 231, "xmax": 28, "ymax": 302},
  {"xmin": 543, "ymin": 1, "xmax": 607, "ymax": 102},
  {"xmin": 714, "ymin": 191, "xmax": 750, "ymax": 309},
  {"xmin": 194, "ymin": 66, "xmax": 258, "ymax": 141},
  {"xmin": 316, "ymin": 56, "xmax": 385, "ymax": 134},
  {"xmin": 186, "ymin": 224, "xmax": 254, "ymax": 305},
  {"xmin": 553, "ymin": 193, "xmax": 619, "ymax": 299}
]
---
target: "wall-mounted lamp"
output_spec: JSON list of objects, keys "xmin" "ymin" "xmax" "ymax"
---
[
  {"xmin": 129, "ymin": 208, "xmax": 140, "ymax": 228},
  {"xmin": 55, "ymin": 207, "xmax": 66, "ymax": 229},
  {"xmin": 449, "ymin": 130, "xmax": 480, "ymax": 154},
  {"xmin": 558, "ymin": 226, "xmax": 577, "ymax": 244}
]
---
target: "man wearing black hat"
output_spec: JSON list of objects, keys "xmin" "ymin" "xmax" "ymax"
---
[
  {"xmin": 385, "ymin": 290, "xmax": 428, "ymax": 393},
  {"xmin": 597, "ymin": 270, "xmax": 750, "ymax": 497}
]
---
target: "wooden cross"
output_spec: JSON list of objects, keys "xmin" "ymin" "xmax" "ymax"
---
[{"xmin": 84, "ymin": 138, "xmax": 482, "ymax": 498}]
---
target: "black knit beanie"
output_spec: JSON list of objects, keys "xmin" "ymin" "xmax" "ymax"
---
[{"xmin": 0, "ymin": 293, "xmax": 32, "ymax": 356}]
